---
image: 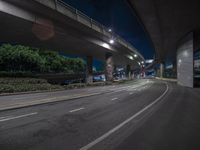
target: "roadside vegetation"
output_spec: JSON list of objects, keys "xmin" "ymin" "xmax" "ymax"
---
[
  {"xmin": 0, "ymin": 44, "xmax": 85, "ymax": 74},
  {"xmin": 0, "ymin": 78, "xmax": 64, "ymax": 94},
  {"xmin": 0, "ymin": 44, "xmax": 85, "ymax": 94}
]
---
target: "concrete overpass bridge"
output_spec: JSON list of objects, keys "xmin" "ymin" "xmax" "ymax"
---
[
  {"xmin": 0, "ymin": 0, "xmax": 144, "ymax": 82},
  {"xmin": 128, "ymin": 0, "xmax": 200, "ymax": 87}
]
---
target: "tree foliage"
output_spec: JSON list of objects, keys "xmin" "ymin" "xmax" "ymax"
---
[{"xmin": 0, "ymin": 44, "xmax": 85, "ymax": 73}]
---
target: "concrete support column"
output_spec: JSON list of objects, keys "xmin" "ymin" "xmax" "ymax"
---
[
  {"xmin": 86, "ymin": 56, "xmax": 93, "ymax": 83},
  {"xmin": 172, "ymin": 60, "xmax": 177, "ymax": 78},
  {"xmin": 105, "ymin": 53, "xmax": 114, "ymax": 81},
  {"xmin": 160, "ymin": 63, "xmax": 164, "ymax": 78},
  {"xmin": 126, "ymin": 64, "xmax": 131, "ymax": 80},
  {"xmin": 177, "ymin": 32, "xmax": 194, "ymax": 88}
]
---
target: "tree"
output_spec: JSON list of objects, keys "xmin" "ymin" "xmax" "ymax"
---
[{"xmin": 0, "ymin": 44, "xmax": 85, "ymax": 74}]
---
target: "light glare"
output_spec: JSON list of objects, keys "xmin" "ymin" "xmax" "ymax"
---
[
  {"xmin": 109, "ymin": 39, "xmax": 114, "ymax": 44},
  {"xmin": 102, "ymin": 43, "xmax": 110, "ymax": 49}
]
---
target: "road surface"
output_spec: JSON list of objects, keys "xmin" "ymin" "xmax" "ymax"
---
[{"xmin": 0, "ymin": 79, "xmax": 200, "ymax": 150}]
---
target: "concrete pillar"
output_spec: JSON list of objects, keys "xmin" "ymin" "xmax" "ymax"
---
[
  {"xmin": 86, "ymin": 56, "xmax": 93, "ymax": 83},
  {"xmin": 160, "ymin": 63, "xmax": 164, "ymax": 78},
  {"xmin": 172, "ymin": 60, "xmax": 177, "ymax": 78},
  {"xmin": 177, "ymin": 32, "xmax": 194, "ymax": 88},
  {"xmin": 126, "ymin": 64, "xmax": 131, "ymax": 80},
  {"xmin": 105, "ymin": 53, "xmax": 114, "ymax": 81}
]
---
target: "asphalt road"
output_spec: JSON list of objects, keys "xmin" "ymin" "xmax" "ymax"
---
[{"xmin": 0, "ymin": 79, "xmax": 200, "ymax": 150}]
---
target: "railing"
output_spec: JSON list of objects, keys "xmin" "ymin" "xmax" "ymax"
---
[{"xmin": 55, "ymin": 0, "xmax": 144, "ymax": 60}]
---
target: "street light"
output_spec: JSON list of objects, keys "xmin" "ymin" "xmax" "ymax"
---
[
  {"xmin": 102, "ymin": 43, "xmax": 110, "ymax": 49},
  {"xmin": 109, "ymin": 39, "xmax": 114, "ymax": 44},
  {"xmin": 129, "ymin": 56, "xmax": 133, "ymax": 60},
  {"xmin": 108, "ymin": 29, "xmax": 112, "ymax": 32},
  {"xmin": 134, "ymin": 54, "xmax": 138, "ymax": 58}
]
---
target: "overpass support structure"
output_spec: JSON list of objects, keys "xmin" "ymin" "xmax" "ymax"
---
[
  {"xmin": 177, "ymin": 32, "xmax": 194, "ymax": 88},
  {"xmin": 105, "ymin": 53, "xmax": 114, "ymax": 81},
  {"xmin": 128, "ymin": 0, "xmax": 200, "ymax": 88},
  {"xmin": 126, "ymin": 64, "xmax": 131, "ymax": 79},
  {"xmin": 86, "ymin": 56, "xmax": 93, "ymax": 83},
  {"xmin": 160, "ymin": 63, "xmax": 164, "ymax": 78}
]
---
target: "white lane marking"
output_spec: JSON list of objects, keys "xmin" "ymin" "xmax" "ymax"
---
[
  {"xmin": 106, "ymin": 89, "xmax": 125, "ymax": 94},
  {"xmin": 111, "ymin": 98, "xmax": 118, "ymax": 101},
  {"xmin": 0, "ymin": 112, "xmax": 38, "ymax": 122},
  {"xmin": 0, "ymin": 116, "xmax": 10, "ymax": 119},
  {"xmin": 69, "ymin": 107, "xmax": 85, "ymax": 113},
  {"xmin": 107, "ymin": 81, "xmax": 153, "ymax": 94},
  {"xmin": 79, "ymin": 83, "xmax": 169, "ymax": 150}
]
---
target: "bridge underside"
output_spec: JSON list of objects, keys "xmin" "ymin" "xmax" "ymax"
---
[
  {"xmin": 0, "ymin": 0, "xmax": 143, "ymax": 66},
  {"xmin": 128, "ymin": 0, "xmax": 200, "ymax": 87},
  {"xmin": 128, "ymin": 0, "xmax": 200, "ymax": 60},
  {"xmin": 0, "ymin": 12, "xmax": 106, "ymax": 59},
  {"xmin": 0, "ymin": 0, "xmax": 145, "ymax": 82}
]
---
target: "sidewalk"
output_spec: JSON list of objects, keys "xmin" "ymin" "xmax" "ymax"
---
[
  {"xmin": 0, "ymin": 86, "xmax": 107, "ymax": 111},
  {"xmin": 0, "ymin": 79, "xmax": 144, "ymax": 112}
]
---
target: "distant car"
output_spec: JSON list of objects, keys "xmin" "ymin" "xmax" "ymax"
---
[{"xmin": 93, "ymin": 74, "xmax": 106, "ymax": 82}]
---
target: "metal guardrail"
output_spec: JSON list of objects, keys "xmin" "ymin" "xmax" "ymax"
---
[{"xmin": 56, "ymin": 0, "xmax": 144, "ymax": 60}]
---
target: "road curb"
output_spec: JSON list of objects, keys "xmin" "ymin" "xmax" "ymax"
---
[
  {"xmin": 0, "ymin": 89, "xmax": 66, "ymax": 97},
  {"xmin": 0, "ymin": 92, "xmax": 102, "ymax": 112},
  {"xmin": 155, "ymin": 77, "xmax": 177, "ymax": 82}
]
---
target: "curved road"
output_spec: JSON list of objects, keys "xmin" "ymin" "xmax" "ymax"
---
[{"xmin": 0, "ymin": 79, "xmax": 200, "ymax": 150}]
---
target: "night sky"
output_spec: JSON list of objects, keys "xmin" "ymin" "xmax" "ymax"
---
[{"xmin": 63, "ymin": 0, "xmax": 155, "ymax": 59}]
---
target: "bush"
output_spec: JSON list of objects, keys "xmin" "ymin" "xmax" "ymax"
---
[
  {"xmin": 0, "ymin": 44, "xmax": 44, "ymax": 72},
  {"xmin": 0, "ymin": 44, "xmax": 85, "ymax": 74},
  {"xmin": 0, "ymin": 78, "xmax": 63, "ymax": 94}
]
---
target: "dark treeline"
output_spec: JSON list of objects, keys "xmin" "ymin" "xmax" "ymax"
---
[{"xmin": 0, "ymin": 44, "xmax": 85, "ymax": 74}]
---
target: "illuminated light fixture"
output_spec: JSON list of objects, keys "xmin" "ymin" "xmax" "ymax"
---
[
  {"xmin": 129, "ymin": 56, "xmax": 133, "ymax": 60},
  {"xmin": 109, "ymin": 39, "xmax": 114, "ymax": 44},
  {"xmin": 134, "ymin": 54, "xmax": 138, "ymax": 58},
  {"xmin": 102, "ymin": 43, "xmax": 110, "ymax": 49},
  {"xmin": 138, "ymin": 62, "xmax": 141, "ymax": 65},
  {"xmin": 141, "ymin": 61, "xmax": 144, "ymax": 64},
  {"xmin": 108, "ymin": 29, "xmax": 112, "ymax": 32},
  {"xmin": 146, "ymin": 59, "xmax": 154, "ymax": 63}
]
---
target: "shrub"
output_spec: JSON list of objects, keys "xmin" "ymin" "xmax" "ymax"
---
[
  {"xmin": 0, "ymin": 78, "xmax": 63, "ymax": 93},
  {"xmin": 0, "ymin": 44, "xmax": 85, "ymax": 74}
]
